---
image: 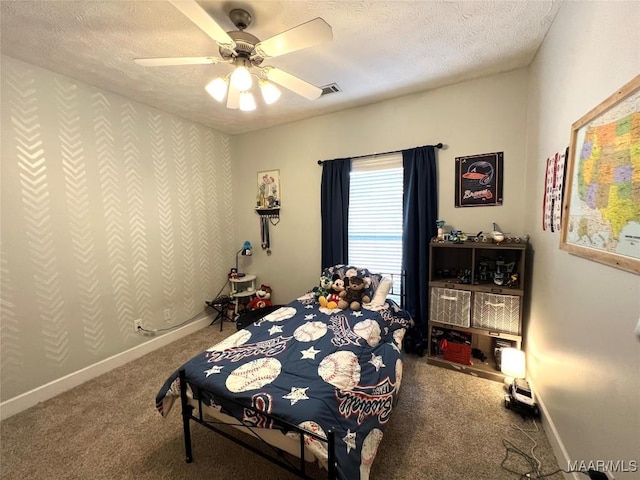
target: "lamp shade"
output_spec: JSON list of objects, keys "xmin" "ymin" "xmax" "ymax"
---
[
  {"xmin": 235, "ymin": 241, "xmax": 253, "ymax": 277},
  {"xmin": 205, "ymin": 77, "xmax": 228, "ymax": 102},
  {"xmin": 501, "ymin": 348, "xmax": 526, "ymax": 379},
  {"xmin": 230, "ymin": 65, "xmax": 252, "ymax": 91},
  {"xmin": 259, "ymin": 80, "xmax": 281, "ymax": 105},
  {"xmin": 239, "ymin": 91, "xmax": 256, "ymax": 112}
]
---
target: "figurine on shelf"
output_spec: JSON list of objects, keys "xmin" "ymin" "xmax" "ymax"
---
[
  {"xmin": 478, "ymin": 260, "xmax": 489, "ymax": 282},
  {"xmin": 458, "ymin": 269, "xmax": 472, "ymax": 284},
  {"xmin": 436, "ymin": 220, "xmax": 445, "ymax": 241},
  {"xmin": 450, "ymin": 230, "xmax": 464, "ymax": 243},
  {"xmin": 491, "ymin": 222, "xmax": 505, "ymax": 244},
  {"xmin": 494, "ymin": 257, "xmax": 506, "ymax": 285},
  {"xmin": 506, "ymin": 272, "xmax": 520, "ymax": 288}
]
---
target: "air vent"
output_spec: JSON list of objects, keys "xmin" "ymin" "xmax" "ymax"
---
[{"xmin": 320, "ymin": 83, "xmax": 341, "ymax": 96}]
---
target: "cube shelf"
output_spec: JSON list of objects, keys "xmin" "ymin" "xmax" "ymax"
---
[{"xmin": 427, "ymin": 240, "xmax": 529, "ymax": 381}]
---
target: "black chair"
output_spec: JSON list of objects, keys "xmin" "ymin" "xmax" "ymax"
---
[{"xmin": 205, "ymin": 295, "xmax": 232, "ymax": 331}]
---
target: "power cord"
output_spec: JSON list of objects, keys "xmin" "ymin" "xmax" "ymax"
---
[
  {"xmin": 500, "ymin": 418, "xmax": 605, "ymax": 479},
  {"xmin": 207, "ymin": 279, "xmax": 231, "ymax": 305},
  {"xmin": 138, "ymin": 280, "xmax": 231, "ymax": 335},
  {"xmin": 138, "ymin": 314, "xmax": 198, "ymax": 334}
]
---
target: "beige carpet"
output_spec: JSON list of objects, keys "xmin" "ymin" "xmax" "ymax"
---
[{"xmin": 1, "ymin": 322, "xmax": 562, "ymax": 480}]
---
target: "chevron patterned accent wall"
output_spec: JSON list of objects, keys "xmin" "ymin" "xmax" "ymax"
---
[{"xmin": 0, "ymin": 56, "xmax": 234, "ymax": 402}]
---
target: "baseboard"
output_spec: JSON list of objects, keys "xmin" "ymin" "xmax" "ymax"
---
[
  {"xmin": 528, "ymin": 379, "xmax": 580, "ymax": 480},
  {"xmin": 0, "ymin": 313, "xmax": 213, "ymax": 421}
]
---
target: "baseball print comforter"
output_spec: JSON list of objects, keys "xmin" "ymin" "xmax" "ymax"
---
[{"xmin": 156, "ymin": 291, "xmax": 412, "ymax": 480}]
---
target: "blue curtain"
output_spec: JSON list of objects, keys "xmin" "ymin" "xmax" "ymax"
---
[
  {"xmin": 320, "ymin": 158, "xmax": 351, "ymax": 269},
  {"xmin": 402, "ymin": 146, "xmax": 438, "ymax": 346}
]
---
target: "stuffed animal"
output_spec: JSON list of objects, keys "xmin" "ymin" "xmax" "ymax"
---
[
  {"xmin": 338, "ymin": 276, "xmax": 371, "ymax": 311},
  {"xmin": 249, "ymin": 284, "xmax": 273, "ymax": 310},
  {"xmin": 319, "ymin": 275, "xmax": 345, "ymax": 309},
  {"xmin": 313, "ymin": 275, "xmax": 332, "ymax": 301}
]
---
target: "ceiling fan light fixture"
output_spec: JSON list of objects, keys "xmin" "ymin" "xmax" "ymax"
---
[
  {"xmin": 239, "ymin": 91, "xmax": 256, "ymax": 112},
  {"xmin": 230, "ymin": 64, "xmax": 252, "ymax": 91},
  {"xmin": 205, "ymin": 77, "xmax": 228, "ymax": 102},
  {"xmin": 259, "ymin": 80, "xmax": 281, "ymax": 105}
]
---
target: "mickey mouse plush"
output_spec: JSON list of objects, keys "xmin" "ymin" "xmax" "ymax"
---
[
  {"xmin": 319, "ymin": 275, "xmax": 346, "ymax": 309},
  {"xmin": 248, "ymin": 284, "xmax": 273, "ymax": 310}
]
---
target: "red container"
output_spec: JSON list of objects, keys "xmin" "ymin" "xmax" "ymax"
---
[{"xmin": 443, "ymin": 342, "xmax": 472, "ymax": 365}]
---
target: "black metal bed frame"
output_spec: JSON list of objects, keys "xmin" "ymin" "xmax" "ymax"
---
[
  {"xmin": 179, "ymin": 370, "xmax": 343, "ymax": 480},
  {"xmin": 178, "ymin": 271, "xmax": 405, "ymax": 479}
]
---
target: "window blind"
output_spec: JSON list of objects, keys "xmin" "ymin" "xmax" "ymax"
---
[{"xmin": 348, "ymin": 154, "xmax": 403, "ymax": 278}]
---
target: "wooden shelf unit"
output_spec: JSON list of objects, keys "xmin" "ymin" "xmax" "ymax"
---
[{"xmin": 426, "ymin": 241, "xmax": 529, "ymax": 382}]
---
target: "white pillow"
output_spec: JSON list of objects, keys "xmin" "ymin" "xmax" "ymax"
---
[{"xmin": 369, "ymin": 276, "xmax": 393, "ymax": 307}]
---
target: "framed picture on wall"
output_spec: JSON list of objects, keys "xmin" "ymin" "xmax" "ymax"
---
[
  {"xmin": 455, "ymin": 152, "xmax": 504, "ymax": 207},
  {"xmin": 560, "ymin": 75, "xmax": 640, "ymax": 274},
  {"xmin": 257, "ymin": 170, "xmax": 281, "ymax": 208}
]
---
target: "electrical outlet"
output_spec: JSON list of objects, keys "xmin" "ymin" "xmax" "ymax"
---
[
  {"xmin": 134, "ymin": 318, "xmax": 142, "ymax": 332},
  {"xmin": 163, "ymin": 308, "xmax": 171, "ymax": 322}
]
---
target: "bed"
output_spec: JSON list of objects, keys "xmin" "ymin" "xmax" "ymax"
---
[{"xmin": 156, "ymin": 266, "xmax": 412, "ymax": 480}]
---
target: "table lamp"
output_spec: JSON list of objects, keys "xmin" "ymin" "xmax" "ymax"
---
[
  {"xmin": 235, "ymin": 241, "xmax": 253, "ymax": 278},
  {"xmin": 501, "ymin": 347, "xmax": 538, "ymax": 416},
  {"xmin": 500, "ymin": 347, "xmax": 526, "ymax": 385}
]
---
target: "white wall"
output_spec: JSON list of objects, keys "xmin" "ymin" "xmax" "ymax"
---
[
  {"xmin": 0, "ymin": 56, "xmax": 234, "ymax": 402},
  {"xmin": 232, "ymin": 69, "xmax": 530, "ymax": 303},
  {"xmin": 523, "ymin": 2, "xmax": 640, "ymax": 478}
]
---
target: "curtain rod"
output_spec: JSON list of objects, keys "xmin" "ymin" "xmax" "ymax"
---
[{"xmin": 317, "ymin": 143, "xmax": 443, "ymax": 165}]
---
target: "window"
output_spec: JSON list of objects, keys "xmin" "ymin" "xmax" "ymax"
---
[{"xmin": 348, "ymin": 154, "xmax": 403, "ymax": 301}]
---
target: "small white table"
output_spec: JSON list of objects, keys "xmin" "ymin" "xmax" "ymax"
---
[{"xmin": 229, "ymin": 274, "xmax": 257, "ymax": 316}]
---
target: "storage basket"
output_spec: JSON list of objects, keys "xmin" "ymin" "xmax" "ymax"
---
[
  {"xmin": 429, "ymin": 287, "xmax": 471, "ymax": 327},
  {"xmin": 472, "ymin": 292, "xmax": 521, "ymax": 334}
]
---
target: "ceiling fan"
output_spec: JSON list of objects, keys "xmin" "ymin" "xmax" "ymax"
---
[{"xmin": 134, "ymin": 0, "xmax": 333, "ymax": 111}]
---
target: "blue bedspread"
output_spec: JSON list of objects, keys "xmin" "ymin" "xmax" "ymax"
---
[{"xmin": 156, "ymin": 291, "xmax": 412, "ymax": 480}]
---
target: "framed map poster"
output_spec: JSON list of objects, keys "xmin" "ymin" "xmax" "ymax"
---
[
  {"xmin": 560, "ymin": 75, "xmax": 640, "ymax": 274},
  {"xmin": 455, "ymin": 152, "xmax": 503, "ymax": 207}
]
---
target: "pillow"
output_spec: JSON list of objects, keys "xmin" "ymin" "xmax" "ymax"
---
[
  {"xmin": 320, "ymin": 264, "xmax": 382, "ymax": 300},
  {"xmin": 369, "ymin": 276, "xmax": 393, "ymax": 307}
]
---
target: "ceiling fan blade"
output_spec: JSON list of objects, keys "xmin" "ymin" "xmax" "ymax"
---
[
  {"xmin": 227, "ymin": 83, "xmax": 240, "ymax": 109},
  {"xmin": 134, "ymin": 56, "xmax": 222, "ymax": 66},
  {"xmin": 169, "ymin": 0, "xmax": 236, "ymax": 50},
  {"xmin": 264, "ymin": 67, "xmax": 322, "ymax": 101},
  {"xmin": 254, "ymin": 18, "xmax": 332, "ymax": 59}
]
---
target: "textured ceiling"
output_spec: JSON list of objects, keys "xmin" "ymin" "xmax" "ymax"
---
[{"xmin": 1, "ymin": 0, "xmax": 562, "ymax": 135}]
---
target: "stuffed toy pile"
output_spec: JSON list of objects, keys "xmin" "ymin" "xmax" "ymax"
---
[{"xmin": 318, "ymin": 274, "xmax": 370, "ymax": 311}]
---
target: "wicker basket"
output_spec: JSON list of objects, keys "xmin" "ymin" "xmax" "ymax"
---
[
  {"xmin": 429, "ymin": 287, "xmax": 471, "ymax": 327},
  {"xmin": 472, "ymin": 292, "xmax": 521, "ymax": 334}
]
